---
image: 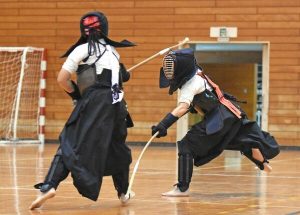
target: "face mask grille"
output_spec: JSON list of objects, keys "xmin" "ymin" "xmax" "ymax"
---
[
  {"xmin": 163, "ymin": 54, "xmax": 175, "ymax": 80},
  {"xmin": 82, "ymin": 16, "xmax": 101, "ymax": 35}
]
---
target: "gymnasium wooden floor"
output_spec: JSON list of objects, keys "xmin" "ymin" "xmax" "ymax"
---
[{"xmin": 0, "ymin": 144, "xmax": 299, "ymax": 215}]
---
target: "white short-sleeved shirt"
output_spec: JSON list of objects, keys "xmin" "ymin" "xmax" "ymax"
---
[
  {"xmin": 62, "ymin": 39, "xmax": 120, "ymax": 74},
  {"xmin": 178, "ymin": 73, "xmax": 212, "ymax": 106}
]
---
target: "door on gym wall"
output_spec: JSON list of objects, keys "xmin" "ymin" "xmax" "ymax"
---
[{"xmin": 177, "ymin": 42, "xmax": 270, "ymax": 141}]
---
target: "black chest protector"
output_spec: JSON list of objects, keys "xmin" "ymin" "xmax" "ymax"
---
[
  {"xmin": 76, "ymin": 64, "xmax": 124, "ymax": 95},
  {"xmin": 192, "ymin": 89, "xmax": 220, "ymax": 113}
]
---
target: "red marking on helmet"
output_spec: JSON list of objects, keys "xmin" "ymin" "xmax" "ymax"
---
[{"xmin": 83, "ymin": 16, "xmax": 100, "ymax": 28}]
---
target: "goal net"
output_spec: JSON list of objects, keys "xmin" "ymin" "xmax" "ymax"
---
[{"xmin": 0, "ymin": 47, "xmax": 46, "ymax": 144}]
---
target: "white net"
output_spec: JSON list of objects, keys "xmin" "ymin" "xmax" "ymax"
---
[{"xmin": 0, "ymin": 47, "xmax": 44, "ymax": 143}]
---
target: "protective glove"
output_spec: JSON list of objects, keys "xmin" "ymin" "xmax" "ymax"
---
[
  {"xmin": 65, "ymin": 80, "xmax": 81, "ymax": 105},
  {"xmin": 151, "ymin": 124, "xmax": 167, "ymax": 138},
  {"xmin": 151, "ymin": 113, "xmax": 179, "ymax": 138},
  {"xmin": 119, "ymin": 63, "xmax": 130, "ymax": 82}
]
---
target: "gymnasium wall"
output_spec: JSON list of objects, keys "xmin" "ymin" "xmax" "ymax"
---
[{"xmin": 0, "ymin": 0, "xmax": 299, "ymax": 146}]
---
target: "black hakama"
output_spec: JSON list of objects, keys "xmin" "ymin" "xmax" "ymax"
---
[
  {"xmin": 60, "ymin": 84, "xmax": 132, "ymax": 200},
  {"xmin": 182, "ymin": 105, "xmax": 279, "ymax": 167}
]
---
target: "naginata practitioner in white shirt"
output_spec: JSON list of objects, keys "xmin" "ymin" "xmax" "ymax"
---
[
  {"xmin": 30, "ymin": 11, "xmax": 135, "ymax": 210},
  {"xmin": 151, "ymin": 48, "xmax": 280, "ymax": 197}
]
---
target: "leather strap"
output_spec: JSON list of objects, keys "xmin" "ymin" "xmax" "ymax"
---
[{"xmin": 198, "ymin": 72, "xmax": 242, "ymax": 119}]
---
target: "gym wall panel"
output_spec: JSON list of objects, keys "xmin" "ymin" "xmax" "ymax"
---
[
  {"xmin": 216, "ymin": 14, "xmax": 299, "ymax": 22},
  {"xmin": 175, "ymin": 7, "xmax": 257, "ymax": 14},
  {"xmin": 217, "ymin": 0, "xmax": 300, "ymax": 7},
  {"xmin": 0, "ymin": 36, "xmax": 18, "ymax": 45},
  {"xmin": 241, "ymin": 29, "xmax": 299, "ymax": 37},
  {"xmin": 258, "ymin": 7, "xmax": 300, "ymax": 14}
]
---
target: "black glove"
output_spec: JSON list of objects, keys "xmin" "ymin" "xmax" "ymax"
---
[
  {"xmin": 151, "ymin": 124, "xmax": 167, "ymax": 138},
  {"xmin": 152, "ymin": 113, "xmax": 179, "ymax": 138},
  {"xmin": 119, "ymin": 63, "xmax": 130, "ymax": 82},
  {"xmin": 65, "ymin": 80, "xmax": 81, "ymax": 101}
]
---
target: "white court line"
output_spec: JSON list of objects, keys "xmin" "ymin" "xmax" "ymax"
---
[
  {"xmin": 1, "ymin": 153, "xmax": 299, "ymax": 191},
  {"xmin": 0, "ymin": 157, "xmax": 52, "ymax": 162},
  {"xmin": 0, "ymin": 155, "xmax": 298, "ymax": 165},
  {"xmin": 1, "ymin": 172, "xmax": 299, "ymax": 191},
  {"xmin": 0, "ymin": 192, "xmax": 300, "ymax": 210},
  {"xmin": 0, "ymin": 163, "xmax": 299, "ymax": 178},
  {"xmin": 11, "ymin": 148, "xmax": 20, "ymax": 215},
  {"xmin": 138, "ymin": 171, "xmax": 300, "ymax": 179},
  {"xmin": 1, "ymin": 169, "xmax": 299, "ymax": 179}
]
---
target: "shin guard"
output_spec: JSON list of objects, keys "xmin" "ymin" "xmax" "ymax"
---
[
  {"xmin": 178, "ymin": 153, "xmax": 193, "ymax": 192},
  {"xmin": 112, "ymin": 167, "xmax": 130, "ymax": 197},
  {"xmin": 34, "ymin": 148, "xmax": 68, "ymax": 193}
]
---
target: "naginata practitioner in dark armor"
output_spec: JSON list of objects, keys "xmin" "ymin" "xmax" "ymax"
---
[
  {"xmin": 151, "ymin": 48, "xmax": 280, "ymax": 196},
  {"xmin": 30, "ymin": 11, "xmax": 135, "ymax": 209}
]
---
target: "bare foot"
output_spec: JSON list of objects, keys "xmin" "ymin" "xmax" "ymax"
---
[
  {"xmin": 29, "ymin": 188, "xmax": 56, "ymax": 210},
  {"xmin": 119, "ymin": 191, "xmax": 135, "ymax": 204},
  {"xmin": 162, "ymin": 187, "xmax": 189, "ymax": 197},
  {"xmin": 252, "ymin": 148, "xmax": 272, "ymax": 173}
]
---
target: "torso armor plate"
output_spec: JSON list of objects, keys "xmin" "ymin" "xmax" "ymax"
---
[{"xmin": 192, "ymin": 89, "xmax": 220, "ymax": 113}]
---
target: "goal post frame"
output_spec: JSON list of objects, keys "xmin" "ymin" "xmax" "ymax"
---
[{"xmin": 0, "ymin": 47, "xmax": 46, "ymax": 145}]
